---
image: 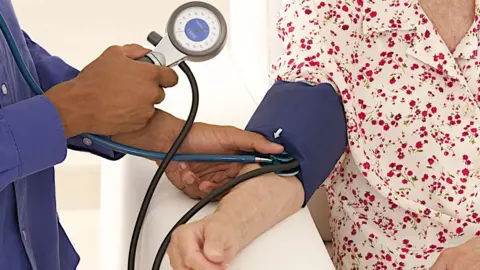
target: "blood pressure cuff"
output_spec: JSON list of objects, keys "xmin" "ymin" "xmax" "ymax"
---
[{"xmin": 245, "ymin": 81, "xmax": 347, "ymax": 205}]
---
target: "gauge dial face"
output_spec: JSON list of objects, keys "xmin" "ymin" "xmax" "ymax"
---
[{"xmin": 171, "ymin": 6, "xmax": 223, "ymax": 53}]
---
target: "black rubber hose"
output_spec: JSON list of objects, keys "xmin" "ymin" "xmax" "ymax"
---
[
  {"xmin": 151, "ymin": 160, "xmax": 300, "ymax": 270},
  {"xmin": 127, "ymin": 61, "xmax": 199, "ymax": 270}
]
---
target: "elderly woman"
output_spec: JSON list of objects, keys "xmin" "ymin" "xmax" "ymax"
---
[{"xmin": 165, "ymin": 0, "xmax": 480, "ymax": 269}]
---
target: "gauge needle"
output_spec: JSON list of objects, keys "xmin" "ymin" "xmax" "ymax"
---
[{"xmin": 195, "ymin": 27, "xmax": 208, "ymax": 33}]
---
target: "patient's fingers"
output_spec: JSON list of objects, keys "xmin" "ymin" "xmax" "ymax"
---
[
  {"xmin": 183, "ymin": 250, "xmax": 223, "ymax": 270},
  {"xmin": 175, "ymin": 227, "xmax": 224, "ymax": 270},
  {"xmin": 168, "ymin": 245, "xmax": 191, "ymax": 270}
]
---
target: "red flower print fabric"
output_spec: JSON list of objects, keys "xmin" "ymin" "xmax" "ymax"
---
[{"xmin": 272, "ymin": 0, "xmax": 480, "ymax": 269}]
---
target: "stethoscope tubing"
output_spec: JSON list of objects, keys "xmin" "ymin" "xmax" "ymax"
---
[{"xmin": 84, "ymin": 134, "xmax": 268, "ymax": 163}]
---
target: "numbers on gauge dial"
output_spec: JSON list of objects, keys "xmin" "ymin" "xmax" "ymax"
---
[{"xmin": 173, "ymin": 6, "xmax": 222, "ymax": 53}]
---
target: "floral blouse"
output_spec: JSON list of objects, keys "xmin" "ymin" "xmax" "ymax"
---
[{"xmin": 273, "ymin": 0, "xmax": 480, "ymax": 269}]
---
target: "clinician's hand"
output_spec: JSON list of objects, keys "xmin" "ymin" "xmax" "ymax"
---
[
  {"xmin": 45, "ymin": 44, "xmax": 178, "ymax": 138},
  {"xmin": 111, "ymin": 110, "xmax": 284, "ymax": 198},
  {"xmin": 166, "ymin": 127, "xmax": 284, "ymax": 199},
  {"xmin": 430, "ymin": 237, "xmax": 480, "ymax": 270},
  {"xmin": 167, "ymin": 158, "xmax": 244, "ymax": 199},
  {"xmin": 168, "ymin": 212, "xmax": 241, "ymax": 270}
]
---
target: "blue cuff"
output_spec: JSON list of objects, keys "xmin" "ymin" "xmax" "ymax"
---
[
  {"xmin": 245, "ymin": 81, "xmax": 347, "ymax": 205},
  {"xmin": 0, "ymin": 95, "xmax": 67, "ymax": 178}
]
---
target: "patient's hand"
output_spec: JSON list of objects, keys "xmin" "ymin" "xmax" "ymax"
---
[
  {"xmin": 167, "ymin": 164, "xmax": 304, "ymax": 270},
  {"xmin": 168, "ymin": 212, "xmax": 241, "ymax": 270}
]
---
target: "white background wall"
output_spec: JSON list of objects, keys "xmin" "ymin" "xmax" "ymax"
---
[{"xmin": 229, "ymin": 0, "xmax": 285, "ymax": 103}]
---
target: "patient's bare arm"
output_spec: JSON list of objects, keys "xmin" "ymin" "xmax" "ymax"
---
[
  {"xmin": 166, "ymin": 163, "xmax": 304, "ymax": 270},
  {"xmin": 216, "ymin": 164, "xmax": 305, "ymax": 249}
]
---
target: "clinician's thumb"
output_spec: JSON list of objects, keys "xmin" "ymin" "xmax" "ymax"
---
[
  {"xmin": 225, "ymin": 127, "xmax": 284, "ymax": 154},
  {"xmin": 202, "ymin": 221, "xmax": 229, "ymax": 264}
]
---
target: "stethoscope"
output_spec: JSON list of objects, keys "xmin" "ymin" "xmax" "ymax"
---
[{"xmin": 0, "ymin": 2, "xmax": 300, "ymax": 269}]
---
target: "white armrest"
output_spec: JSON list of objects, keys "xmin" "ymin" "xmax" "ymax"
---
[{"xmin": 137, "ymin": 178, "xmax": 335, "ymax": 270}]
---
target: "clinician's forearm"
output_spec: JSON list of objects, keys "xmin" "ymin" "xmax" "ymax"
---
[{"xmin": 215, "ymin": 164, "xmax": 304, "ymax": 250}]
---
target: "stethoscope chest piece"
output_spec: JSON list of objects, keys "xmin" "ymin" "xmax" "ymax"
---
[{"xmin": 260, "ymin": 152, "xmax": 300, "ymax": 177}]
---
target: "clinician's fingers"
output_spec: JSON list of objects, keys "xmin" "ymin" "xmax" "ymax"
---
[
  {"xmin": 197, "ymin": 166, "xmax": 234, "ymax": 182},
  {"xmin": 171, "ymin": 165, "xmax": 202, "ymax": 199},
  {"xmin": 181, "ymin": 171, "xmax": 209, "ymax": 199},
  {"xmin": 198, "ymin": 181, "xmax": 229, "ymax": 200},
  {"xmin": 198, "ymin": 169, "xmax": 228, "ymax": 185},
  {"xmin": 181, "ymin": 169, "xmax": 199, "ymax": 186},
  {"xmin": 165, "ymin": 162, "xmax": 188, "ymax": 191},
  {"xmin": 199, "ymin": 179, "xmax": 222, "ymax": 193},
  {"xmin": 181, "ymin": 187, "xmax": 204, "ymax": 200},
  {"xmin": 120, "ymin": 44, "xmax": 179, "ymax": 87},
  {"xmin": 178, "ymin": 166, "xmax": 225, "ymax": 199},
  {"xmin": 120, "ymin": 44, "xmax": 151, "ymax": 59},
  {"xmin": 152, "ymin": 66, "xmax": 179, "ymax": 88},
  {"xmin": 222, "ymin": 127, "xmax": 284, "ymax": 154},
  {"xmin": 152, "ymin": 87, "xmax": 166, "ymax": 104}
]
